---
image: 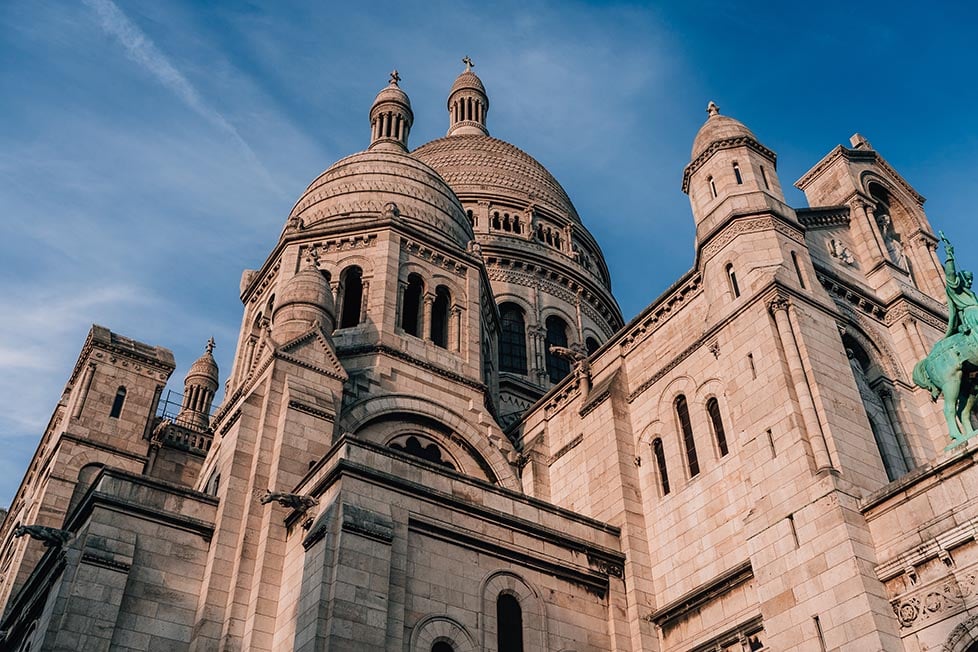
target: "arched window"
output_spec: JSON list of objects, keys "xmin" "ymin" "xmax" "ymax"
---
[
  {"xmin": 497, "ymin": 593, "xmax": 524, "ymax": 652},
  {"xmin": 706, "ymin": 397, "xmax": 729, "ymax": 457},
  {"xmin": 652, "ymin": 438, "xmax": 670, "ymax": 495},
  {"xmin": 432, "ymin": 643, "xmax": 454, "ymax": 652},
  {"xmin": 466, "ymin": 209, "xmax": 475, "ymax": 227},
  {"xmin": 109, "ymin": 386, "xmax": 127, "ymax": 419},
  {"xmin": 760, "ymin": 165, "xmax": 770, "ymax": 190},
  {"xmin": 401, "ymin": 274, "xmax": 424, "ymax": 337},
  {"xmin": 266, "ymin": 294, "xmax": 275, "ymax": 324},
  {"xmin": 675, "ymin": 395, "xmax": 699, "ymax": 476},
  {"xmin": 499, "ymin": 303, "xmax": 528, "ymax": 374},
  {"xmin": 708, "ymin": 176, "xmax": 718, "ymax": 198},
  {"xmin": 733, "ymin": 162, "xmax": 743, "ymax": 184},
  {"xmin": 726, "ymin": 263, "xmax": 741, "ymax": 298},
  {"xmin": 339, "ymin": 266, "xmax": 363, "ymax": 329},
  {"xmin": 430, "ymin": 285, "xmax": 451, "ymax": 349},
  {"xmin": 585, "ymin": 337, "xmax": 600, "ymax": 355},
  {"xmin": 545, "ymin": 316, "xmax": 570, "ymax": 384},
  {"xmin": 492, "ymin": 212, "xmax": 501, "ymax": 230},
  {"xmin": 843, "ymin": 336, "xmax": 911, "ymax": 481}
]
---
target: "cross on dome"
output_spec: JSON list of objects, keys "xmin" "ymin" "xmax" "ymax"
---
[
  {"xmin": 389, "ymin": 69, "xmax": 401, "ymax": 86},
  {"xmin": 462, "ymin": 55, "xmax": 474, "ymax": 71},
  {"xmin": 205, "ymin": 337, "xmax": 216, "ymax": 354},
  {"xmin": 707, "ymin": 101, "xmax": 720, "ymax": 117}
]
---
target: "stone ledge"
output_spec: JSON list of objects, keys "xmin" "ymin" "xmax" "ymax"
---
[{"xmin": 647, "ymin": 560, "xmax": 753, "ymax": 629}]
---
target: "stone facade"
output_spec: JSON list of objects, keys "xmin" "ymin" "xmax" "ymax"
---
[{"xmin": 1, "ymin": 66, "xmax": 976, "ymax": 651}]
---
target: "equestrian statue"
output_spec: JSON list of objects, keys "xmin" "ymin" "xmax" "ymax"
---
[{"xmin": 913, "ymin": 232, "xmax": 978, "ymax": 448}]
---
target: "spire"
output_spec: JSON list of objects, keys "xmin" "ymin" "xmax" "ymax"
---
[
  {"xmin": 369, "ymin": 70, "xmax": 413, "ymax": 152},
  {"xmin": 177, "ymin": 338, "xmax": 220, "ymax": 430},
  {"xmin": 447, "ymin": 56, "xmax": 489, "ymax": 137}
]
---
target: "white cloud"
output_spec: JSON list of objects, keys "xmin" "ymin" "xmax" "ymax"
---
[{"xmin": 82, "ymin": 0, "xmax": 281, "ymax": 195}]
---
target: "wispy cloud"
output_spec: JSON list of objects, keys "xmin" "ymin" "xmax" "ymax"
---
[{"xmin": 82, "ymin": 0, "xmax": 282, "ymax": 195}]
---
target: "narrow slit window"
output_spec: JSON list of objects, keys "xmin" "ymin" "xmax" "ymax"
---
[
  {"xmin": 708, "ymin": 175, "xmax": 718, "ymax": 198},
  {"xmin": 760, "ymin": 165, "xmax": 770, "ymax": 189},
  {"xmin": 733, "ymin": 162, "xmax": 743, "ymax": 184},
  {"xmin": 675, "ymin": 395, "xmax": 699, "ymax": 477},
  {"xmin": 707, "ymin": 397, "xmax": 729, "ymax": 456},
  {"xmin": 748, "ymin": 353, "xmax": 757, "ymax": 379},
  {"xmin": 726, "ymin": 263, "xmax": 741, "ymax": 298},
  {"xmin": 430, "ymin": 286, "xmax": 451, "ymax": 349},
  {"xmin": 791, "ymin": 251, "xmax": 806, "ymax": 289},
  {"xmin": 652, "ymin": 438, "xmax": 670, "ymax": 495},
  {"xmin": 109, "ymin": 386, "xmax": 126, "ymax": 419}
]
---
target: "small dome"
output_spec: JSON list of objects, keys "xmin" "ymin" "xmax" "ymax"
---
[
  {"xmin": 691, "ymin": 101, "xmax": 757, "ymax": 159},
  {"xmin": 288, "ymin": 150, "xmax": 473, "ymax": 250},
  {"xmin": 277, "ymin": 255, "xmax": 335, "ymax": 317},
  {"xmin": 449, "ymin": 70, "xmax": 486, "ymax": 99},
  {"xmin": 373, "ymin": 82, "xmax": 411, "ymax": 110},
  {"xmin": 186, "ymin": 342, "xmax": 219, "ymax": 385}
]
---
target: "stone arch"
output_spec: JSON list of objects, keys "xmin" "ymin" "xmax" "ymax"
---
[
  {"xmin": 539, "ymin": 306, "xmax": 578, "ymax": 344},
  {"xmin": 410, "ymin": 615, "xmax": 477, "ymax": 652},
  {"xmin": 493, "ymin": 292, "xmax": 533, "ymax": 317},
  {"xmin": 340, "ymin": 394, "xmax": 519, "ymax": 490},
  {"xmin": 66, "ymin": 462, "xmax": 106, "ymax": 521},
  {"xmin": 859, "ymin": 171, "xmax": 924, "ymax": 231},
  {"xmin": 480, "ymin": 570, "xmax": 547, "ymax": 652},
  {"xmin": 838, "ymin": 311, "xmax": 907, "ymax": 383},
  {"xmin": 944, "ymin": 614, "xmax": 978, "ymax": 652}
]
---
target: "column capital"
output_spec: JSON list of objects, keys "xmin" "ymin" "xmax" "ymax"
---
[{"xmin": 767, "ymin": 295, "xmax": 792, "ymax": 315}]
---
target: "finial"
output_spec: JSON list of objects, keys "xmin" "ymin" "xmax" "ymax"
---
[
  {"xmin": 706, "ymin": 101, "xmax": 720, "ymax": 117},
  {"xmin": 389, "ymin": 69, "xmax": 401, "ymax": 86},
  {"xmin": 462, "ymin": 55, "xmax": 474, "ymax": 72},
  {"xmin": 302, "ymin": 246, "xmax": 320, "ymax": 269},
  {"xmin": 205, "ymin": 337, "xmax": 215, "ymax": 354}
]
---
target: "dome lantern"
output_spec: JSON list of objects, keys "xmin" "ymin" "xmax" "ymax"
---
[
  {"xmin": 447, "ymin": 56, "xmax": 489, "ymax": 137},
  {"xmin": 177, "ymin": 338, "xmax": 219, "ymax": 430},
  {"xmin": 369, "ymin": 70, "xmax": 413, "ymax": 152}
]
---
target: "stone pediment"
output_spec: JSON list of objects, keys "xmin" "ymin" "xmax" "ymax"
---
[{"xmin": 276, "ymin": 326, "xmax": 349, "ymax": 382}]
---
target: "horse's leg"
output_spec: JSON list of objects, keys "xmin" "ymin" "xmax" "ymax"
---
[
  {"xmin": 962, "ymin": 390, "xmax": 977, "ymax": 437},
  {"xmin": 944, "ymin": 371, "xmax": 964, "ymax": 442}
]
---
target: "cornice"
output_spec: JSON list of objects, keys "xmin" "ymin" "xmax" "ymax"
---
[
  {"xmin": 794, "ymin": 145, "xmax": 926, "ymax": 206},
  {"xmin": 682, "ymin": 136, "xmax": 777, "ymax": 193},
  {"xmin": 796, "ymin": 205, "xmax": 851, "ymax": 230}
]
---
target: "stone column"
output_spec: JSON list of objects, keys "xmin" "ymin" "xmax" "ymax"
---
[
  {"xmin": 359, "ymin": 279, "xmax": 370, "ymax": 324},
  {"xmin": 450, "ymin": 305, "xmax": 462, "ymax": 352},
  {"xmin": 850, "ymin": 199, "xmax": 887, "ymax": 261},
  {"xmin": 72, "ymin": 362, "xmax": 97, "ymax": 419},
  {"xmin": 768, "ymin": 297, "xmax": 834, "ymax": 472},
  {"xmin": 422, "ymin": 293, "xmax": 434, "ymax": 341}
]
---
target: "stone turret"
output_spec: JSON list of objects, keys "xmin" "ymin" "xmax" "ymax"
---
[
  {"xmin": 177, "ymin": 338, "xmax": 219, "ymax": 430},
  {"xmin": 369, "ymin": 70, "xmax": 413, "ymax": 151},
  {"xmin": 446, "ymin": 56, "xmax": 489, "ymax": 136},
  {"xmin": 683, "ymin": 101, "xmax": 787, "ymax": 243}
]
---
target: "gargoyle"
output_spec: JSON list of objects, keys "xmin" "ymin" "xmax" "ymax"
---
[
  {"xmin": 260, "ymin": 490, "xmax": 318, "ymax": 513},
  {"xmin": 13, "ymin": 524, "xmax": 71, "ymax": 548}
]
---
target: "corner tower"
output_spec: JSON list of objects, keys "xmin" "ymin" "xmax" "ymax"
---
[{"xmin": 414, "ymin": 60, "xmax": 624, "ymax": 428}]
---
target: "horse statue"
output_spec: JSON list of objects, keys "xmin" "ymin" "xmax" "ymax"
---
[{"xmin": 913, "ymin": 233, "xmax": 978, "ymax": 448}]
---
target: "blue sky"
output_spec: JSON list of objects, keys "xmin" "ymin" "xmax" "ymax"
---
[{"xmin": 2, "ymin": 1, "xmax": 977, "ymax": 506}]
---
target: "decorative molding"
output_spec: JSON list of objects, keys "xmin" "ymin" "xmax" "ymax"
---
[
  {"xmin": 619, "ymin": 273, "xmax": 703, "ymax": 352},
  {"xmin": 401, "ymin": 237, "xmax": 467, "ymax": 277},
  {"xmin": 700, "ymin": 214, "xmax": 805, "ymax": 264},
  {"xmin": 247, "ymin": 260, "xmax": 282, "ymax": 304},
  {"xmin": 794, "ymin": 144, "xmax": 925, "ymax": 206},
  {"xmin": 892, "ymin": 571, "xmax": 977, "ymax": 631},
  {"xmin": 80, "ymin": 550, "xmax": 131, "ymax": 573},
  {"xmin": 945, "ymin": 613, "xmax": 978, "ymax": 652},
  {"xmin": 876, "ymin": 517, "xmax": 978, "ymax": 583},
  {"xmin": 796, "ymin": 205, "xmax": 851, "ymax": 229},
  {"xmin": 816, "ymin": 271, "xmax": 887, "ymax": 319}
]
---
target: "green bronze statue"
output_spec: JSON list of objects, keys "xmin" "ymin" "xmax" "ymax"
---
[{"xmin": 913, "ymin": 232, "xmax": 978, "ymax": 448}]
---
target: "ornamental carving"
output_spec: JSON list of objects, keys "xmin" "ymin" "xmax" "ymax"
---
[
  {"xmin": 701, "ymin": 216, "xmax": 805, "ymax": 262},
  {"xmin": 892, "ymin": 572, "xmax": 978, "ymax": 630}
]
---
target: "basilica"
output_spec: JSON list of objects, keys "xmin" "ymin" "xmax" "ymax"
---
[{"xmin": 1, "ymin": 62, "xmax": 977, "ymax": 651}]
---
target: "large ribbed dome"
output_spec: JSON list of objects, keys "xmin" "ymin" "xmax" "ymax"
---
[
  {"xmin": 691, "ymin": 102, "xmax": 757, "ymax": 159},
  {"xmin": 288, "ymin": 149, "xmax": 473, "ymax": 249},
  {"xmin": 412, "ymin": 135, "xmax": 581, "ymax": 224}
]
